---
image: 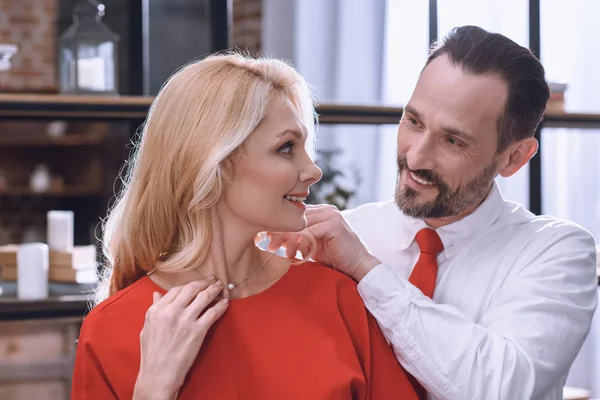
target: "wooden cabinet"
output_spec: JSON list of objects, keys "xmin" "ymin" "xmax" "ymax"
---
[{"xmin": 0, "ymin": 317, "xmax": 81, "ymax": 400}]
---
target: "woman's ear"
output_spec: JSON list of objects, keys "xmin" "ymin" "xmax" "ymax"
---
[{"xmin": 498, "ymin": 137, "xmax": 538, "ymax": 178}]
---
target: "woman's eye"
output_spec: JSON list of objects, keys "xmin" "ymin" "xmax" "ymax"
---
[{"xmin": 279, "ymin": 141, "xmax": 294, "ymax": 154}]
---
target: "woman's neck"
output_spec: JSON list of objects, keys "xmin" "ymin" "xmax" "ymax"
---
[
  {"xmin": 206, "ymin": 203, "xmax": 268, "ymax": 289},
  {"xmin": 150, "ymin": 246, "xmax": 288, "ymax": 300},
  {"xmin": 149, "ymin": 204, "xmax": 288, "ymax": 299}
]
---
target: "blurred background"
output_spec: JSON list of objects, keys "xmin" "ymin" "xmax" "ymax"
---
[{"xmin": 0, "ymin": 0, "xmax": 598, "ymax": 399}]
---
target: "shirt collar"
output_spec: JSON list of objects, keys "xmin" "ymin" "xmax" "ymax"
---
[{"xmin": 396, "ymin": 181, "xmax": 506, "ymax": 258}]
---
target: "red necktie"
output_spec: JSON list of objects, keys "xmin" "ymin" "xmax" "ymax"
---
[
  {"xmin": 409, "ymin": 228, "xmax": 444, "ymax": 298},
  {"xmin": 406, "ymin": 228, "xmax": 444, "ymax": 399}
]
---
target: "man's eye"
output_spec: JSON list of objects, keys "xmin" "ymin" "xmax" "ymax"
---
[{"xmin": 446, "ymin": 136, "xmax": 464, "ymax": 147}]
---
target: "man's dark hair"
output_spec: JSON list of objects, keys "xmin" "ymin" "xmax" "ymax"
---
[{"xmin": 426, "ymin": 25, "xmax": 550, "ymax": 152}]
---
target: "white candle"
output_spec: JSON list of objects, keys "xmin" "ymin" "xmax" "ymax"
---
[
  {"xmin": 77, "ymin": 57, "xmax": 106, "ymax": 91},
  {"xmin": 47, "ymin": 210, "xmax": 74, "ymax": 251},
  {"xmin": 17, "ymin": 243, "xmax": 49, "ymax": 300}
]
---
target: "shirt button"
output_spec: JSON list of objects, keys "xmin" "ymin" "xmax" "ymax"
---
[
  {"xmin": 369, "ymin": 300, "xmax": 378, "ymax": 309},
  {"xmin": 410, "ymin": 352, "xmax": 420, "ymax": 361}
]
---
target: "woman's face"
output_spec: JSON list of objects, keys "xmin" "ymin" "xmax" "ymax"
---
[{"xmin": 222, "ymin": 95, "xmax": 323, "ymax": 235}]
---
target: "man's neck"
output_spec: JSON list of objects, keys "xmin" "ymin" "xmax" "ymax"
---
[
  {"xmin": 424, "ymin": 185, "xmax": 493, "ymax": 229},
  {"xmin": 425, "ymin": 203, "xmax": 479, "ymax": 228}
]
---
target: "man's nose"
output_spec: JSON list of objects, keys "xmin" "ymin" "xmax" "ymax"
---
[{"xmin": 406, "ymin": 134, "xmax": 437, "ymax": 171}]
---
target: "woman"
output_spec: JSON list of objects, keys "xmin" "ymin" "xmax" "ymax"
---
[{"xmin": 71, "ymin": 53, "xmax": 419, "ymax": 399}]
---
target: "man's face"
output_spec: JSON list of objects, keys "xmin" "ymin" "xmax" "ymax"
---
[{"xmin": 396, "ymin": 55, "xmax": 508, "ymax": 220}]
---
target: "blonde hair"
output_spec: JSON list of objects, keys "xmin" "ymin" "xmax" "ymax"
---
[{"xmin": 96, "ymin": 52, "xmax": 317, "ymax": 304}]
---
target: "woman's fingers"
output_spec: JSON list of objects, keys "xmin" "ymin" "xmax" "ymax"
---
[
  {"xmin": 156, "ymin": 285, "xmax": 183, "ymax": 306},
  {"xmin": 152, "ymin": 291, "xmax": 162, "ymax": 304},
  {"xmin": 196, "ymin": 298, "xmax": 229, "ymax": 333},
  {"xmin": 171, "ymin": 278, "xmax": 216, "ymax": 308},
  {"xmin": 186, "ymin": 280, "xmax": 225, "ymax": 319}
]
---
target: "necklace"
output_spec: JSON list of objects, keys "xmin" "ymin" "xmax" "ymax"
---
[
  {"xmin": 148, "ymin": 252, "xmax": 276, "ymax": 290},
  {"xmin": 199, "ymin": 252, "xmax": 276, "ymax": 290}
]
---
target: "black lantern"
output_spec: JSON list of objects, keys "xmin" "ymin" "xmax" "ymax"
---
[{"xmin": 59, "ymin": 0, "xmax": 120, "ymax": 95}]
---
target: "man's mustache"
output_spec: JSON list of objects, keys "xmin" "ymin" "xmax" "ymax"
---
[{"xmin": 397, "ymin": 156, "xmax": 445, "ymax": 188}]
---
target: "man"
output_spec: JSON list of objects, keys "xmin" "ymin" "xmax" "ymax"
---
[{"xmin": 270, "ymin": 26, "xmax": 597, "ymax": 399}]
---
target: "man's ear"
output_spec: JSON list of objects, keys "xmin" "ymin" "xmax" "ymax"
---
[{"xmin": 498, "ymin": 137, "xmax": 538, "ymax": 178}]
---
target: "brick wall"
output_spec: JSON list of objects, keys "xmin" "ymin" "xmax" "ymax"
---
[
  {"xmin": 0, "ymin": 0, "xmax": 57, "ymax": 92},
  {"xmin": 0, "ymin": 0, "xmax": 263, "ymax": 93},
  {"xmin": 232, "ymin": 0, "xmax": 262, "ymax": 55}
]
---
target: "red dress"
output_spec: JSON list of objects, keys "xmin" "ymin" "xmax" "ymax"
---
[{"xmin": 71, "ymin": 262, "xmax": 418, "ymax": 399}]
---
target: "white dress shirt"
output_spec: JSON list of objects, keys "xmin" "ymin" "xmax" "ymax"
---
[{"xmin": 342, "ymin": 182, "xmax": 598, "ymax": 400}]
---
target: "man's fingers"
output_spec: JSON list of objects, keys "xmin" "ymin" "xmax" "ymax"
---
[
  {"xmin": 304, "ymin": 220, "xmax": 337, "ymax": 243},
  {"xmin": 297, "ymin": 238, "xmax": 313, "ymax": 260},
  {"xmin": 305, "ymin": 207, "xmax": 341, "ymax": 227},
  {"xmin": 305, "ymin": 204, "xmax": 336, "ymax": 212},
  {"xmin": 285, "ymin": 239, "xmax": 300, "ymax": 259},
  {"xmin": 266, "ymin": 232, "xmax": 287, "ymax": 251},
  {"xmin": 304, "ymin": 204, "xmax": 338, "ymax": 216},
  {"xmin": 267, "ymin": 232, "xmax": 303, "ymax": 250}
]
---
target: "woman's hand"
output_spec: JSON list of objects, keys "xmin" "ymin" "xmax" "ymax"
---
[{"xmin": 133, "ymin": 277, "xmax": 228, "ymax": 399}]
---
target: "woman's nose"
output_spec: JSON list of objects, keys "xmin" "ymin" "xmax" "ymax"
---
[{"xmin": 300, "ymin": 160, "xmax": 323, "ymax": 185}]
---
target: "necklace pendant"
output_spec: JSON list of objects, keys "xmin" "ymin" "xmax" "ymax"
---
[{"xmin": 227, "ymin": 283, "xmax": 235, "ymax": 290}]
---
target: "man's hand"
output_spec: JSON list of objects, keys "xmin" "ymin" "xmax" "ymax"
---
[{"xmin": 267, "ymin": 204, "xmax": 380, "ymax": 282}]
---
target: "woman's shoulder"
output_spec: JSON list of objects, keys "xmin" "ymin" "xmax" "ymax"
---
[
  {"xmin": 287, "ymin": 261, "xmax": 371, "ymax": 328},
  {"xmin": 83, "ymin": 276, "xmax": 155, "ymax": 333},
  {"xmin": 287, "ymin": 260, "xmax": 363, "ymax": 305},
  {"xmin": 291, "ymin": 260, "xmax": 358, "ymax": 287}
]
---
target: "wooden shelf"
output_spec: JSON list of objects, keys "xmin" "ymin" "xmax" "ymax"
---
[
  {"xmin": 0, "ymin": 132, "xmax": 106, "ymax": 147},
  {"xmin": 0, "ymin": 186, "xmax": 101, "ymax": 197},
  {"xmin": 0, "ymin": 94, "xmax": 599, "ymax": 127},
  {"xmin": 0, "ymin": 93, "xmax": 153, "ymax": 120},
  {"xmin": 0, "ymin": 296, "xmax": 91, "ymax": 320}
]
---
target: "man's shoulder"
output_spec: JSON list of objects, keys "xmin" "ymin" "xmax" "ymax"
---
[
  {"xmin": 531, "ymin": 215, "xmax": 595, "ymax": 252},
  {"xmin": 502, "ymin": 204, "xmax": 594, "ymax": 244},
  {"xmin": 493, "ymin": 208, "xmax": 597, "ymax": 270}
]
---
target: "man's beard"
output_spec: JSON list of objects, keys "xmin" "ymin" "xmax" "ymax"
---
[{"xmin": 394, "ymin": 155, "xmax": 497, "ymax": 219}]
